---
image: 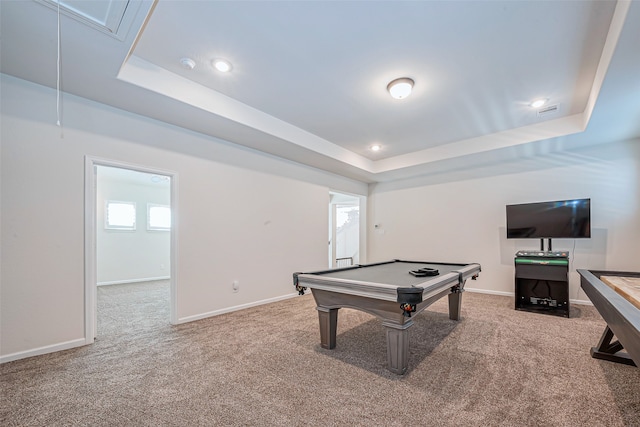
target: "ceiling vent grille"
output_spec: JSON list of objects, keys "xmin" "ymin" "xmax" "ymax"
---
[{"xmin": 537, "ymin": 104, "xmax": 560, "ymax": 117}]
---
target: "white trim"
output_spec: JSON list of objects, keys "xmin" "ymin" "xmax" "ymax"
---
[
  {"xmin": 176, "ymin": 293, "xmax": 300, "ymax": 324},
  {"xmin": 0, "ymin": 338, "xmax": 87, "ymax": 364},
  {"xmin": 358, "ymin": 194, "xmax": 367, "ymax": 264},
  {"xmin": 85, "ymin": 156, "xmax": 179, "ymax": 346},
  {"xmin": 330, "ymin": 203, "xmax": 336, "ymax": 267},
  {"xmin": 169, "ymin": 173, "xmax": 179, "ymax": 325},
  {"xmin": 570, "ymin": 298, "xmax": 593, "ymax": 306},
  {"xmin": 175, "ymin": 289, "xmax": 592, "ymax": 325},
  {"xmin": 465, "ymin": 287, "xmax": 513, "ymax": 297},
  {"xmin": 328, "ymin": 189, "xmax": 367, "ymax": 266},
  {"xmin": 465, "ymin": 287, "xmax": 593, "ymax": 306},
  {"xmin": 97, "ymin": 276, "xmax": 171, "ymax": 286},
  {"xmin": 84, "ymin": 156, "xmax": 97, "ymax": 344}
]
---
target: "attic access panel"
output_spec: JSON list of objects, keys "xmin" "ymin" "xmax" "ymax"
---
[{"xmin": 36, "ymin": 0, "xmax": 137, "ymax": 39}]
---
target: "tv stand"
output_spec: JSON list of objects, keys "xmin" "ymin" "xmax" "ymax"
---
[
  {"xmin": 514, "ymin": 252, "xmax": 569, "ymax": 318},
  {"xmin": 540, "ymin": 238, "xmax": 554, "ymax": 251}
]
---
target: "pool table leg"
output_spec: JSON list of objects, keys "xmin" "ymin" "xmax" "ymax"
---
[
  {"xmin": 316, "ymin": 307, "xmax": 338, "ymax": 349},
  {"xmin": 382, "ymin": 320, "xmax": 413, "ymax": 375},
  {"xmin": 448, "ymin": 290, "xmax": 463, "ymax": 320}
]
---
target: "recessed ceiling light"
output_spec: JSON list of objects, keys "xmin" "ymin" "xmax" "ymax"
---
[
  {"xmin": 530, "ymin": 98, "xmax": 547, "ymax": 108},
  {"xmin": 213, "ymin": 58, "xmax": 232, "ymax": 73},
  {"xmin": 370, "ymin": 144, "xmax": 382, "ymax": 152},
  {"xmin": 387, "ymin": 78, "xmax": 414, "ymax": 99},
  {"xmin": 179, "ymin": 58, "xmax": 196, "ymax": 70}
]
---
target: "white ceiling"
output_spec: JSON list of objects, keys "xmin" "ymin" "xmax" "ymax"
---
[{"xmin": 2, "ymin": 0, "xmax": 639, "ymax": 183}]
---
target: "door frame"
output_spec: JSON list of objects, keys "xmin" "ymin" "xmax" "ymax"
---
[
  {"xmin": 84, "ymin": 156, "xmax": 178, "ymax": 343},
  {"xmin": 328, "ymin": 191, "xmax": 367, "ymax": 268}
]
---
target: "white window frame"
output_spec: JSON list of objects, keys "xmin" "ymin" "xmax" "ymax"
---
[
  {"xmin": 147, "ymin": 203, "xmax": 171, "ymax": 231},
  {"xmin": 105, "ymin": 200, "xmax": 136, "ymax": 231}
]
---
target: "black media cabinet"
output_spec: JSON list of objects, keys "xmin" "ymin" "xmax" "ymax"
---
[{"xmin": 514, "ymin": 253, "xmax": 569, "ymax": 318}]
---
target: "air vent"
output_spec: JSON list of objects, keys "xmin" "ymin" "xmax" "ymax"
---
[{"xmin": 537, "ymin": 104, "xmax": 560, "ymax": 117}]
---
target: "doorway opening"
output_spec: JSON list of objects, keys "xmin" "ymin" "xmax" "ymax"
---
[
  {"xmin": 329, "ymin": 191, "xmax": 364, "ymax": 268},
  {"xmin": 84, "ymin": 157, "xmax": 177, "ymax": 343}
]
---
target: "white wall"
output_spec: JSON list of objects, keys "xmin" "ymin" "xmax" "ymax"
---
[
  {"xmin": 96, "ymin": 168, "xmax": 171, "ymax": 284},
  {"xmin": 0, "ymin": 74, "xmax": 367, "ymax": 360},
  {"xmin": 2, "ymin": 71, "xmax": 638, "ymax": 362},
  {"xmin": 368, "ymin": 138, "xmax": 640, "ymax": 302}
]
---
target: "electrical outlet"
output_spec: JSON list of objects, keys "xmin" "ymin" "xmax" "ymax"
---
[{"xmin": 232, "ymin": 280, "xmax": 239, "ymax": 293}]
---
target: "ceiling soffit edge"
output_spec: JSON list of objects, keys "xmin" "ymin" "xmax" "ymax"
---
[
  {"xmin": 115, "ymin": 2, "xmax": 630, "ymax": 179},
  {"xmin": 580, "ymin": 0, "xmax": 631, "ymax": 129},
  {"xmin": 117, "ymin": 55, "xmax": 374, "ymax": 171}
]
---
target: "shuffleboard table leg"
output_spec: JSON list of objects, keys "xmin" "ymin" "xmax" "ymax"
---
[
  {"xmin": 590, "ymin": 325, "xmax": 637, "ymax": 366},
  {"xmin": 316, "ymin": 307, "xmax": 338, "ymax": 349},
  {"xmin": 448, "ymin": 289, "xmax": 463, "ymax": 320},
  {"xmin": 382, "ymin": 320, "xmax": 413, "ymax": 375}
]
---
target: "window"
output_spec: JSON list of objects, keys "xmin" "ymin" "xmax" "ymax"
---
[
  {"xmin": 105, "ymin": 201, "xmax": 136, "ymax": 230},
  {"xmin": 147, "ymin": 204, "xmax": 171, "ymax": 231}
]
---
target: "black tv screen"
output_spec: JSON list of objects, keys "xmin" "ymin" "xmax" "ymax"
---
[{"xmin": 506, "ymin": 199, "xmax": 591, "ymax": 239}]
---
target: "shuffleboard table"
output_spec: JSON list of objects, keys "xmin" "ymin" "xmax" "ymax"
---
[
  {"xmin": 577, "ymin": 269, "xmax": 640, "ymax": 367},
  {"xmin": 293, "ymin": 260, "xmax": 481, "ymax": 374}
]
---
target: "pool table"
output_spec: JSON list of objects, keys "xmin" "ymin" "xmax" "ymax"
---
[{"xmin": 293, "ymin": 259, "xmax": 481, "ymax": 374}]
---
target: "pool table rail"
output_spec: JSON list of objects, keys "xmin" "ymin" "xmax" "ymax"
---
[
  {"xmin": 293, "ymin": 261, "xmax": 481, "ymax": 306},
  {"xmin": 294, "ymin": 271, "xmax": 463, "ymax": 303}
]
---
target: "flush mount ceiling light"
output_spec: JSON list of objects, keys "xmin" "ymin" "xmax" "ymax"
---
[
  {"xmin": 530, "ymin": 98, "xmax": 548, "ymax": 108},
  {"xmin": 370, "ymin": 144, "xmax": 382, "ymax": 152},
  {"xmin": 387, "ymin": 77, "xmax": 414, "ymax": 99},
  {"xmin": 213, "ymin": 58, "xmax": 232, "ymax": 73}
]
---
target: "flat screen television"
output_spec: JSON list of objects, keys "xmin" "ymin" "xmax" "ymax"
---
[{"xmin": 506, "ymin": 198, "xmax": 591, "ymax": 239}]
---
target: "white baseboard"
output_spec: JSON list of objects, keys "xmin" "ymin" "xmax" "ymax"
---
[
  {"xmin": 465, "ymin": 287, "xmax": 513, "ymax": 297},
  {"xmin": 0, "ymin": 338, "xmax": 87, "ymax": 364},
  {"xmin": 2, "ymin": 289, "xmax": 593, "ymax": 364},
  {"xmin": 466, "ymin": 287, "xmax": 593, "ymax": 306},
  {"xmin": 97, "ymin": 276, "xmax": 170, "ymax": 286},
  {"xmin": 570, "ymin": 298, "xmax": 593, "ymax": 306},
  {"xmin": 177, "ymin": 292, "xmax": 300, "ymax": 324}
]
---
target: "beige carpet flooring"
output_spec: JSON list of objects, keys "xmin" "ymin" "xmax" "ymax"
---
[{"xmin": 1, "ymin": 280, "xmax": 639, "ymax": 426}]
